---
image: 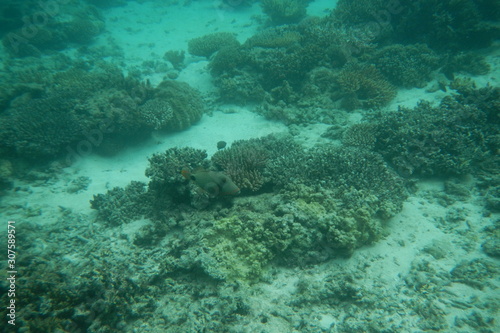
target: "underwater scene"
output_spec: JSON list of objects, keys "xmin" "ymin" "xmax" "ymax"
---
[{"xmin": 0, "ymin": 0, "xmax": 499, "ymax": 332}]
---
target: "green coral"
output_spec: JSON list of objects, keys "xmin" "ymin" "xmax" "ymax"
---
[
  {"xmin": 202, "ymin": 215, "xmax": 283, "ymax": 281},
  {"xmin": 443, "ymin": 52, "xmax": 491, "ymax": 77},
  {"xmin": 187, "ymin": 32, "xmax": 240, "ymax": 58},
  {"xmin": 214, "ymin": 72, "xmax": 266, "ymax": 104},
  {"xmin": 209, "ymin": 46, "xmax": 248, "ymax": 76}
]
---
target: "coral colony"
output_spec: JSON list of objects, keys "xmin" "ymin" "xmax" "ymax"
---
[{"xmin": 0, "ymin": 0, "xmax": 499, "ymax": 332}]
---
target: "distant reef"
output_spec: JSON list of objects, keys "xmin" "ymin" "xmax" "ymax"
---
[{"xmin": 0, "ymin": 60, "xmax": 204, "ymax": 163}]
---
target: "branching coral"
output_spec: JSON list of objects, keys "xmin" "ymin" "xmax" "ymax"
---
[
  {"xmin": 211, "ymin": 140, "xmax": 269, "ymax": 192},
  {"xmin": 394, "ymin": 0, "xmax": 500, "ymax": 51},
  {"xmin": 370, "ymin": 92, "xmax": 497, "ymax": 176},
  {"xmin": 188, "ymin": 32, "xmax": 240, "ymax": 58},
  {"xmin": 90, "ymin": 181, "xmax": 148, "ymax": 226},
  {"xmin": 370, "ymin": 44, "xmax": 442, "ymax": 88},
  {"xmin": 138, "ymin": 99, "xmax": 173, "ymax": 130},
  {"xmin": 342, "ymin": 123, "xmax": 378, "ymax": 149},
  {"xmin": 335, "ymin": 64, "xmax": 396, "ymax": 110}
]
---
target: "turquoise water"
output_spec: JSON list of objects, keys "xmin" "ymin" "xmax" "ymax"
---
[{"xmin": 0, "ymin": 1, "xmax": 499, "ymax": 332}]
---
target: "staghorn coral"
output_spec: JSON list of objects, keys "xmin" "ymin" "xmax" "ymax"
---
[
  {"xmin": 188, "ymin": 32, "xmax": 240, "ymax": 58},
  {"xmin": 370, "ymin": 44, "xmax": 442, "ymax": 88},
  {"xmin": 335, "ymin": 64, "xmax": 396, "ymax": 110}
]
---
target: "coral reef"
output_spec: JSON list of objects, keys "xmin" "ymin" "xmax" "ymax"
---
[
  {"xmin": 261, "ymin": 0, "xmax": 307, "ymax": 25},
  {"xmin": 153, "ymin": 80, "xmax": 205, "ymax": 131},
  {"xmin": 443, "ymin": 52, "xmax": 491, "ymax": 77},
  {"xmin": 187, "ymin": 32, "xmax": 240, "ymax": 58},
  {"xmin": 1, "ymin": 2, "xmax": 105, "ymax": 57},
  {"xmin": 370, "ymin": 88, "xmax": 499, "ymax": 176},
  {"xmin": 244, "ymin": 26, "xmax": 302, "ymax": 48},
  {"xmin": 342, "ymin": 123, "xmax": 378, "ymax": 149},
  {"xmin": 0, "ymin": 63, "xmax": 204, "ymax": 161},
  {"xmin": 90, "ymin": 134, "xmax": 407, "ymax": 281},
  {"xmin": 393, "ymin": 0, "xmax": 500, "ymax": 51},
  {"xmin": 211, "ymin": 140, "xmax": 269, "ymax": 192},
  {"xmin": 213, "ymin": 72, "xmax": 266, "ymax": 104},
  {"xmin": 90, "ymin": 181, "xmax": 148, "ymax": 226},
  {"xmin": 62, "ymin": 18, "xmax": 104, "ymax": 44},
  {"xmin": 334, "ymin": 64, "xmax": 396, "ymax": 110},
  {"xmin": 145, "ymin": 147, "xmax": 208, "ymax": 210},
  {"xmin": 208, "ymin": 46, "xmax": 248, "ymax": 76},
  {"xmin": 370, "ymin": 44, "xmax": 442, "ymax": 88},
  {"xmin": 138, "ymin": 98, "xmax": 174, "ymax": 130}
]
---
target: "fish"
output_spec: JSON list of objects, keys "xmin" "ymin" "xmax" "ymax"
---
[{"xmin": 181, "ymin": 168, "xmax": 240, "ymax": 197}]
